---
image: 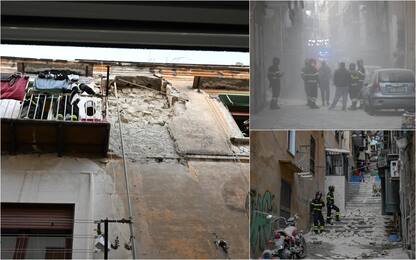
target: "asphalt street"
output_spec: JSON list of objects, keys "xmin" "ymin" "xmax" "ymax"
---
[{"xmin": 252, "ymin": 98, "xmax": 405, "ymax": 129}]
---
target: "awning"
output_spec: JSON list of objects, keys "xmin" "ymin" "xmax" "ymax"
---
[{"xmin": 325, "ymin": 148, "xmax": 350, "ymax": 154}]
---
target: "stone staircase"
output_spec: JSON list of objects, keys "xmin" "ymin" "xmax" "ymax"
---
[{"xmin": 324, "ymin": 174, "xmax": 394, "ymax": 239}]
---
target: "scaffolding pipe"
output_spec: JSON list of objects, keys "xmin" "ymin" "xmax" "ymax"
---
[{"xmin": 114, "ymin": 82, "xmax": 138, "ymax": 259}]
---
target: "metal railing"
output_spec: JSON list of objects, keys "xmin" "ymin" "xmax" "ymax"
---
[{"xmin": 1, "ymin": 92, "xmax": 106, "ymax": 122}]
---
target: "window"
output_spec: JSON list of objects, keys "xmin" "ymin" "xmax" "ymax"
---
[
  {"xmin": 218, "ymin": 94, "xmax": 249, "ymax": 137},
  {"xmin": 287, "ymin": 130, "xmax": 296, "ymax": 156},
  {"xmin": 379, "ymin": 70, "xmax": 414, "ymax": 83},
  {"xmin": 310, "ymin": 136, "xmax": 316, "ymax": 175},
  {"xmin": 1, "ymin": 203, "xmax": 74, "ymax": 259},
  {"xmin": 280, "ymin": 179, "xmax": 292, "ymax": 219},
  {"xmin": 326, "ymin": 153, "xmax": 346, "ymax": 176}
]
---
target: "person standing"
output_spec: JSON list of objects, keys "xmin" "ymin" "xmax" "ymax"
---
[
  {"xmin": 326, "ymin": 186, "xmax": 340, "ymax": 224},
  {"xmin": 311, "ymin": 191, "xmax": 325, "ymax": 234},
  {"xmin": 329, "ymin": 62, "xmax": 351, "ymax": 111},
  {"xmin": 319, "ymin": 60, "xmax": 331, "ymax": 106},
  {"xmin": 348, "ymin": 63, "xmax": 361, "ymax": 110},
  {"xmin": 268, "ymin": 57, "xmax": 283, "ymax": 109},
  {"xmin": 301, "ymin": 59, "xmax": 320, "ymax": 109}
]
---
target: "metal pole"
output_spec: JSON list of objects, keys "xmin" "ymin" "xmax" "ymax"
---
[
  {"xmin": 114, "ymin": 82, "xmax": 138, "ymax": 259},
  {"xmin": 104, "ymin": 218, "xmax": 108, "ymax": 260},
  {"xmin": 106, "ymin": 65, "xmax": 110, "ymax": 97}
]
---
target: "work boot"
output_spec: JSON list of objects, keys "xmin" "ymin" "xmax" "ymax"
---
[
  {"xmin": 348, "ymin": 101, "xmax": 357, "ymax": 110},
  {"xmin": 270, "ymin": 99, "xmax": 280, "ymax": 109},
  {"xmin": 310, "ymin": 102, "xmax": 320, "ymax": 109}
]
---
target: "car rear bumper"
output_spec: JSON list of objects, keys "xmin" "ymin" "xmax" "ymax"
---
[{"xmin": 371, "ymin": 96, "xmax": 415, "ymax": 110}]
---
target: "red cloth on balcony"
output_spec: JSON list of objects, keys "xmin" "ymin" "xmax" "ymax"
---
[{"xmin": 1, "ymin": 75, "xmax": 28, "ymax": 101}]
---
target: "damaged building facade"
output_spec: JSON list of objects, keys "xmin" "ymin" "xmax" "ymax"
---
[{"xmin": 1, "ymin": 57, "xmax": 249, "ymax": 259}]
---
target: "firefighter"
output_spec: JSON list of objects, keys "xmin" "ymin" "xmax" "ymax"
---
[
  {"xmin": 357, "ymin": 59, "xmax": 366, "ymax": 109},
  {"xmin": 348, "ymin": 63, "xmax": 361, "ymax": 110},
  {"xmin": 311, "ymin": 191, "xmax": 325, "ymax": 234},
  {"xmin": 301, "ymin": 59, "xmax": 320, "ymax": 109},
  {"xmin": 268, "ymin": 57, "xmax": 283, "ymax": 109},
  {"xmin": 326, "ymin": 185, "xmax": 340, "ymax": 224}
]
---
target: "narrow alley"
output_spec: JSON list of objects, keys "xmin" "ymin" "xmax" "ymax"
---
[{"xmin": 306, "ymin": 173, "xmax": 407, "ymax": 259}]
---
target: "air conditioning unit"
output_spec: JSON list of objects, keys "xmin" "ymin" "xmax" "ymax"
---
[{"xmin": 78, "ymin": 96, "xmax": 103, "ymax": 122}]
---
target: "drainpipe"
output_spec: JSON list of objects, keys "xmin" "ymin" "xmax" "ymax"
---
[{"xmin": 114, "ymin": 82, "xmax": 138, "ymax": 259}]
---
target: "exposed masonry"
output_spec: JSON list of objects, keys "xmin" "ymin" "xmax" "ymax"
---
[
  {"xmin": 104, "ymin": 74, "xmax": 249, "ymax": 162},
  {"xmin": 107, "ymin": 86, "xmax": 180, "ymax": 160}
]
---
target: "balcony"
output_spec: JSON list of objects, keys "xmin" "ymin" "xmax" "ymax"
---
[{"xmin": 1, "ymin": 74, "xmax": 110, "ymax": 157}]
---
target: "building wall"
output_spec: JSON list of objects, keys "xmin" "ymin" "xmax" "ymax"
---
[
  {"xmin": 323, "ymin": 130, "xmax": 351, "ymax": 210},
  {"xmin": 0, "ymin": 156, "xmax": 124, "ymax": 259},
  {"xmin": 250, "ymin": 130, "xmax": 325, "ymax": 257},
  {"xmin": 398, "ymin": 132, "xmax": 415, "ymax": 258},
  {"xmin": 1, "ymin": 74, "xmax": 249, "ymax": 259}
]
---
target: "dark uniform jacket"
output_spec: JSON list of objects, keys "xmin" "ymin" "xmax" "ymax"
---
[
  {"xmin": 268, "ymin": 65, "xmax": 282, "ymax": 83},
  {"xmin": 350, "ymin": 70, "xmax": 361, "ymax": 88},
  {"xmin": 319, "ymin": 65, "xmax": 331, "ymax": 86},
  {"xmin": 326, "ymin": 191, "xmax": 335, "ymax": 206},
  {"xmin": 357, "ymin": 66, "xmax": 366, "ymax": 87},
  {"xmin": 333, "ymin": 67, "xmax": 351, "ymax": 88},
  {"xmin": 302, "ymin": 66, "xmax": 319, "ymax": 85},
  {"xmin": 311, "ymin": 198, "xmax": 325, "ymax": 213}
]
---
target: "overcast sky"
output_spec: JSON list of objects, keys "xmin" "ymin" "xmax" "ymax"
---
[{"xmin": 0, "ymin": 44, "xmax": 249, "ymax": 66}]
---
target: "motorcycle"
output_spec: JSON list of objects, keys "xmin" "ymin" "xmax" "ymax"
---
[{"xmin": 260, "ymin": 214, "xmax": 307, "ymax": 259}]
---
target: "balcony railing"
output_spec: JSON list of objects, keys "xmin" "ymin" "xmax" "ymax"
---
[
  {"xmin": 1, "ymin": 92, "xmax": 107, "ymax": 122},
  {"xmin": 1, "ymin": 86, "xmax": 110, "ymax": 156}
]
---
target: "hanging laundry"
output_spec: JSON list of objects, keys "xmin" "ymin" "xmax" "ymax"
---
[{"xmin": 1, "ymin": 74, "xmax": 29, "ymax": 100}]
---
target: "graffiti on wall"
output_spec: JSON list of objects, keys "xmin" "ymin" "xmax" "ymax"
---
[{"xmin": 250, "ymin": 190, "xmax": 275, "ymax": 255}]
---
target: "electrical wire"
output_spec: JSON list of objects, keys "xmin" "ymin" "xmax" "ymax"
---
[{"xmin": 114, "ymin": 82, "xmax": 138, "ymax": 259}]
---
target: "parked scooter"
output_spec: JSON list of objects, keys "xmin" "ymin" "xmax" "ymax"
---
[{"xmin": 260, "ymin": 214, "xmax": 307, "ymax": 259}]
